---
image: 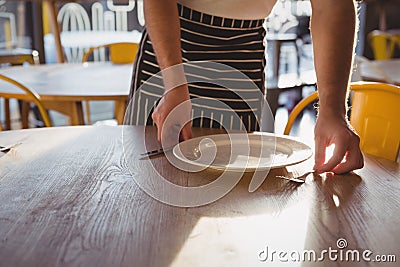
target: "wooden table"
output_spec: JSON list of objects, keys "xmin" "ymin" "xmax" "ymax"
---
[
  {"xmin": 360, "ymin": 59, "xmax": 400, "ymax": 86},
  {"xmin": 0, "ymin": 48, "xmax": 40, "ymax": 66},
  {"xmin": 0, "ymin": 62, "xmax": 132, "ymax": 125},
  {"xmin": 58, "ymin": 31, "xmax": 142, "ymax": 48},
  {"xmin": 0, "ymin": 126, "xmax": 399, "ymax": 266},
  {"xmin": 387, "ymin": 29, "xmax": 400, "ymax": 37}
]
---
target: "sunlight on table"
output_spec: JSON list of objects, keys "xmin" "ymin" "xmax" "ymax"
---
[{"xmin": 171, "ymin": 199, "xmax": 312, "ymax": 266}]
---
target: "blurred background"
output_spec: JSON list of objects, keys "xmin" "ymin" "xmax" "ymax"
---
[{"xmin": 1, "ymin": 0, "xmax": 399, "ymax": 133}]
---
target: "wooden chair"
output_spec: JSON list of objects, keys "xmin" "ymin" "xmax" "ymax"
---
[
  {"xmin": 0, "ymin": 48, "xmax": 41, "ymax": 129},
  {"xmin": 284, "ymin": 82, "xmax": 400, "ymax": 161},
  {"xmin": 81, "ymin": 42, "xmax": 139, "ymax": 124},
  {"xmin": 0, "ymin": 74, "xmax": 51, "ymax": 131}
]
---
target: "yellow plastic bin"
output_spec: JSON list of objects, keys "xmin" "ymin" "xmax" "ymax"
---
[{"xmin": 350, "ymin": 82, "xmax": 400, "ymax": 161}]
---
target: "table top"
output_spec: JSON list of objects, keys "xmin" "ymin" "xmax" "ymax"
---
[
  {"xmin": 265, "ymin": 33, "xmax": 298, "ymax": 41},
  {"xmin": 58, "ymin": 30, "xmax": 142, "ymax": 48},
  {"xmin": 0, "ymin": 62, "xmax": 132, "ymax": 101},
  {"xmin": 387, "ymin": 29, "xmax": 400, "ymax": 36},
  {"xmin": 0, "ymin": 48, "xmax": 37, "ymax": 56},
  {"xmin": 0, "ymin": 125, "xmax": 399, "ymax": 266},
  {"xmin": 266, "ymin": 70, "xmax": 316, "ymax": 90},
  {"xmin": 360, "ymin": 59, "xmax": 400, "ymax": 86},
  {"xmin": 360, "ymin": 59, "xmax": 400, "ymax": 85}
]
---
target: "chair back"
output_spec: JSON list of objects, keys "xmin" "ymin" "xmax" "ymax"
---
[
  {"xmin": 0, "ymin": 74, "xmax": 52, "ymax": 130},
  {"xmin": 349, "ymin": 82, "xmax": 400, "ymax": 161},
  {"xmin": 368, "ymin": 30, "xmax": 397, "ymax": 60},
  {"xmin": 82, "ymin": 42, "xmax": 139, "ymax": 64},
  {"xmin": 284, "ymin": 82, "xmax": 400, "ymax": 161}
]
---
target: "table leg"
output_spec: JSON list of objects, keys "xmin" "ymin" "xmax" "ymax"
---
[
  {"xmin": 70, "ymin": 102, "xmax": 85, "ymax": 125},
  {"xmin": 4, "ymin": 99, "xmax": 11, "ymax": 130},
  {"xmin": 21, "ymin": 101, "xmax": 30, "ymax": 128},
  {"xmin": 115, "ymin": 100, "xmax": 127, "ymax": 125},
  {"xmin": 378, "ymin": 4, "xmax": 387, "ymax": 31},
  {"xmin": 43, "ymin": 101, "xmax": 85, "ymax": 125}
]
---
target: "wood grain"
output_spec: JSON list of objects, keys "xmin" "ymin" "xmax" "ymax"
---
[{"xmin": 0, "ymin": 126, "xmax": 399, "ymax": 267}]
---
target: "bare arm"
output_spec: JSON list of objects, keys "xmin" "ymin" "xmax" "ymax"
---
[
  {"xmin": 144, "ymin": 0, "xmax": 182, "ymax": 68},
  {"xmin": 144, "ymin": 0, "xmax": 192, "ymax": 143},
  {"xmin": 311, "ymin": 0, "xmax": 355, "ymax": 117},
  {"xmin": 310, "ymin": 0, "xmax": 364, "ymax": 173}
]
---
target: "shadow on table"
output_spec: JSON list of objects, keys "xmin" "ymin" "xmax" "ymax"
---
[
  {"xmin": 301, "ymin": 172, "xmax": 364, "ymax": 265},
  {"xmin": 124, "ymin": 127, "xmax": 365, "ymax": 266}
]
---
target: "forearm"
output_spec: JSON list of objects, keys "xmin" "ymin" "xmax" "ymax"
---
[
  {"xmin": 144, "ymin": 0, "xmax": 186, "ymax": 91},
  {"xmin": 144, "ymin": 0, "xmax": 191, "ymax": 142},
  {"xmin": 310, "ymin": 0, "xmax": 357, "ymax": 119},
  {"xmin": 144, "ymin": 0, "xmax": 182, "ymax": 68}
]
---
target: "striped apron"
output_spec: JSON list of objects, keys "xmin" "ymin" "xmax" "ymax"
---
[{"xmin": 126, "ymin": 4, "xmax": 266, "ymax": 131}]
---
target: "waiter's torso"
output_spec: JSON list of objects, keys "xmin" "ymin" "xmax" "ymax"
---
[{"xmin": 177, "ymin": 0, "xmax": 278, "ymax": 20}]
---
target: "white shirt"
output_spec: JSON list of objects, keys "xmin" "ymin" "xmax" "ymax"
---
[{"xmin": 177, "ymin": 0, "xmax": 278, "ymax": 20}]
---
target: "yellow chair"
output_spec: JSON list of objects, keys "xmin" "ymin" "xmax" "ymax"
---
[
  {"xmin": 82, "ymin": 42, "xmax": 139, "ymax": 64},
  {"xmin": 368, "ymin": 30, "xmax": 397, "ymax": 60},
  {"xmin": 284, "ymin": 82, "xmax": 400, "ymax": 161},
  {"xmin": 81, "ymin": 42, "xmax": 139, "ymax": 124},
  {"xmin": 0, "ymin": 74, "xmax": 52, "ymax": 131}
]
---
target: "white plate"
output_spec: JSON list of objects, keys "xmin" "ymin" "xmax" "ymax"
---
[{"xmin": 172, "ymin": 133, "xmax": 313, "ymax": 172}]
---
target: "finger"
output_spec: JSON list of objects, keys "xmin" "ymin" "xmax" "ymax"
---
[
  {"xmin": 316, "ymin": 141, "xmax": 347, "ymax": 173},
  {"xmin": 161, "ymin": 123, "xmax": 181, "ymax": 148},
  {"xmin": 332, "ymin": 144, "xmax": 364, "ymax": 174},
  {"xmin": 313, "ymin": 137, "xmax": 327, "ymax": 171},
  {"xmin": 151, "ymin": 112, "xmax": 162, "ymax": 142},
  {"xmin": 157, "ymin": 125, "xmax": 162, "ymax": 143},
  {"xmin": 180, "ymin": 122, "xmax": 193, "ymax": 141}
]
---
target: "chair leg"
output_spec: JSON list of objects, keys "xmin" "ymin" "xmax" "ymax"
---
[
  {"xmin": 21, "ymin": 101, "xmax": 30, "ymax": 128},
  {"xmin": 17, "ymin": 100, "xmax": 32, "ymax": 128},
  {"xmin": 4, "ymin": 99, "xmax": 11, "ymax": 130},
  {"xmin": 85, "ymin": 101, "xmax": 91, "ymax": 125}
]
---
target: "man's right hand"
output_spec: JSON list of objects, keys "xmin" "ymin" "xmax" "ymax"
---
[{"xmin": 152, "ymin": 84, "xmax": 193, "ymax": 147}]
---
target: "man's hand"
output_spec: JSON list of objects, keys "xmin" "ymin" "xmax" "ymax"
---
[
  {"xmin": 313, "ymin": 113, "xmax": 364, "ymax": 174},
  {"xmin": 144, "ymin": 0, "xmax": 191, "ymax": 146},
  {"xmin": 309, "ymin": 0, "xmax": 364, "ymax": 173},
  {"xmin": 152, "ymin": 85, "xmax": 192, "ymax": 147}
]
